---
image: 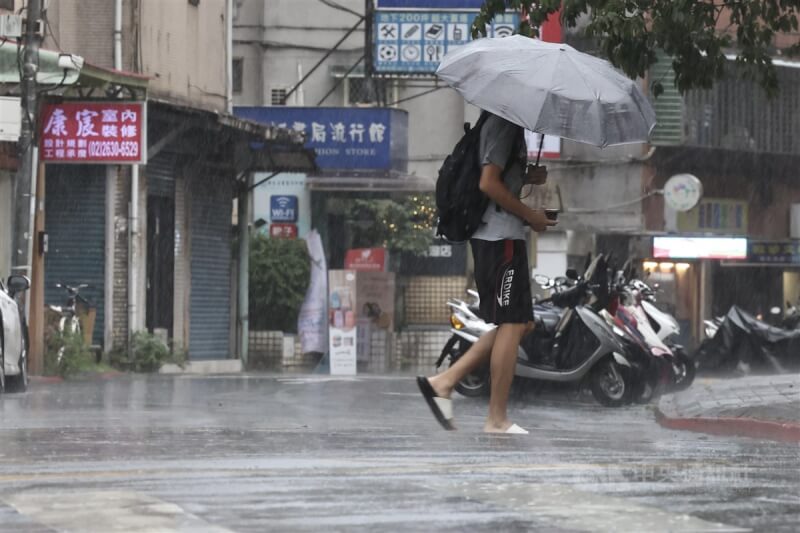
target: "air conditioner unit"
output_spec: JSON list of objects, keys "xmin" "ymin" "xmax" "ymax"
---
[
  {"xmin": 791, "ymin": 204, "xmax": 800, "ymax": 239},
  {"xmin": 0, "ymin": 97, "xmax": 21, "ymax": 142}
]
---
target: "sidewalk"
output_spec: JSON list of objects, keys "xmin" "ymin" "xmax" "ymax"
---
[{"xmin": 656, "ymin": 374, "xmax": 800, "ymax": 442}]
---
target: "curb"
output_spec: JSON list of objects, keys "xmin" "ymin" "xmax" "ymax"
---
[
  {"xmin": 29, "ymin": 375, "xmax": 64, "ymax": 384},
  {"xmin": 655, "ymin": 407, "xmax": 800, "ymax": 443}
]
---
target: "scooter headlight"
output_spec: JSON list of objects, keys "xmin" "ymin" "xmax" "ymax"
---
[
  {"xmin": 704, "ymin": 325, "xmax": 717, "ymax": 338},
  {"xmin": 450, "ymin": 314, "xmax": 465, "ymax": 330}
]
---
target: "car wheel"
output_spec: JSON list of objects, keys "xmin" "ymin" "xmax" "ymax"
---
[{"xmin": 6, "ymin": 348, "xmax": 28, "ymax": 393}]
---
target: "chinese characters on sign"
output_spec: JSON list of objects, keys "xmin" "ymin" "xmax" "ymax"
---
[
  {"xmin": 270, "ymin": 223, "xmax": 298, "ymax": 239},
  {"xmin": 234, "ymin": 107, "xmax": 406, "ymax": 171},
  {"xmin": 39, "ymin": 102, "xmax": 145, "ymax": 164},
  {"xmin": 748, "ymin": 241, "xmax": 800, "ymax": 264},
  {"xmin": 374, "ymin": 11, "xmax": 519, "ymax": 73}
]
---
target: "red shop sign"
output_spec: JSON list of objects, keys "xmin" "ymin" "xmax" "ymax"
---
[
  {"xmin": 344, "ymin": 247, "xmax": 388, "ymax": 272},
  {"xmin": 39, "ymin": 101, "xmax": 146, "ymax": 164},
  {"xmin": 270, "ymin": 223, "xmax": 298, "ymax": 239}
]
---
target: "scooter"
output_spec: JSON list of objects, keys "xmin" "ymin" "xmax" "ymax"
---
[
  {"xmin": 436, "ymin": 255, "xmax": 636, "ymax": 407},
  {"xmin": 625, "ymin": 274, "xmax": 696, "ymax": 391}
]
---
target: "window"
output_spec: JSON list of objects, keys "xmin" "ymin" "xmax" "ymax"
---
[
  {"xmin": 271, "ymin": 88, "xmax": 288, "ymax": 106},
  {"xmin": 345, "ymin": 78, "xmax": 389, "ymax": 106},
  {"xmin": 232, "ymin": 58, "xmax": 243, "ymax": 95}
]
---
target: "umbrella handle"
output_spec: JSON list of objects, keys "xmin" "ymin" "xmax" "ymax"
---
[{"xmin": 534, "ymin": 134, "xmax": 544, "ymax": 167}]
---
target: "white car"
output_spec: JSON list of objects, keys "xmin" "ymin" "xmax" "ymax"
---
[{"xmin": 0, "ymin": 276, "xmax": 29, "ymax": 393}]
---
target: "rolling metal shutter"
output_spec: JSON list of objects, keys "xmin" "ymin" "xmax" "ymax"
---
[
  {"xmin": 44, "ymin": 165, "xmax": 106, "ymax": 346},
  {"xmin": 189, "ymin": 171, "xmax": 233, "ymax": 360},
  {"xmin": 145, "ymin": 152, "xmax": 176, "ymax": 198}
]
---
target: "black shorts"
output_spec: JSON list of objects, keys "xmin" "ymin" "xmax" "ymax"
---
[{"xmin": 471, "ymin": 239, "xmax": 533, "ymax": 325}]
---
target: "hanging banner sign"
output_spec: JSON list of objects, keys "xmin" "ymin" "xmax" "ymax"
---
[{"xmin": 39, "ymin": 101, "xmax": 146, "ymax": 164}]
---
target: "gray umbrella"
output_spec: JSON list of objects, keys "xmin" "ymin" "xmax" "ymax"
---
[{"xmin": 436, "ymin": 35, "xmax": 657, "ymax": 150}]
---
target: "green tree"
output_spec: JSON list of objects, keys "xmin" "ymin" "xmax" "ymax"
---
[
  {"xmin": 347, "ymin": 194, "xmax": 437, "ymax": 256},
  {"xmin": 249, "ymin": 235, "xmax": 311, "ymax": 332},
  {"xmin": 473, "ymin": 1, "xmax": 800, "ymax": 96}
]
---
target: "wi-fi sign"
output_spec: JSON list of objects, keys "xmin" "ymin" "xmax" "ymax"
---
[
  {"xmin": 493, "ymin": 24, "xmax": 514, "ymax": 38},
  {"xmin": 270, "ymin": 195, "xmax": 298, "ymax": 223}
]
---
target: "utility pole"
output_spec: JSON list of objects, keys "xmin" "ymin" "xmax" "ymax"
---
[{"xmin": 12, "ymin": 0, "xmax": 42, "ymax": 294}]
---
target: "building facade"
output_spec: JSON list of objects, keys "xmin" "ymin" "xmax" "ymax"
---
[
  {"xmin": 232, "ymin": 0, "xmax": 652, "ymax": 370},
  {"xmin": 1, "ymin": 0, "xmax": 313, "ymax": 371}
]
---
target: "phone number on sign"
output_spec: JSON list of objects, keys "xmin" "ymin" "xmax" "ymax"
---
[{"xmin": 88, "ymin": 141, "xmax": 140, "ymax": 158}]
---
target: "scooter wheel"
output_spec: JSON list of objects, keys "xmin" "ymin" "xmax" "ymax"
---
[
  {"xmin": 671, "ymin": 348, "xmax": 696, "ymax": 391},
  {"xmin": 632, "ymin": 370, "xmax": 658, "ymax": 404},
  {"xmin": 449, "ymin": 339, "xmax": 490, "ymax": 398},
  {"xmin": 590, "ymin": 358, "xmax": 631, "ymax": 407}
]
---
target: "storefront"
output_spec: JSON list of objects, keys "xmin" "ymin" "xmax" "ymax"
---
[{"xmin": 645, "ymin": 236, "xmax": 749, "ymax": 348}]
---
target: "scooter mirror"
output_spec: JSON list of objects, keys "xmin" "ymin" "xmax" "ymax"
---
[{"xmin": 565, "ymin": 269, "xmax": 579, "ymax": 280}]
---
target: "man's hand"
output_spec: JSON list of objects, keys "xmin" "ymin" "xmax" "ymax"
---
[
  {"xmin": 525, "ymin": 209, "xmax": 558, "ymax": 232},
  {"xmin": 524, "ymin": 165, "xmax": 548, "ymax": 186}
]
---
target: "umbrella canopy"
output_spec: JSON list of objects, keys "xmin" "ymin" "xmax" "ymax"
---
[{"xmin": 436, "ymin": 35, "xmax": 657, "ymax": 148}]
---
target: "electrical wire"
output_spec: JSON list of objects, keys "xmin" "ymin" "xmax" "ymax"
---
[
  {"xmin": 386, "ymin": 86, "xmax": 445, "ymax": 106},
  {"xmin": 317, "ymin": 0, "xmax": 362, "ymax": 18}
]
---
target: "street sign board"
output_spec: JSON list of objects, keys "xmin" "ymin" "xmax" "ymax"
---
[
  {"xmin": 270, "ymin": 223, "xmax": 298, "ymax": 239},
  {"xmin": 39, "ymin": 101, "xmax": 146, "ymax": 164},
  {"xmin": 270, "ymin": 195, "xmax": 299, "ymax": 223},
  {"xmin": 374, "ymin": 11, "xmax": 518, "ymax": 73}
]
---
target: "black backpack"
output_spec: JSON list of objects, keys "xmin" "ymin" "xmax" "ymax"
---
[{"xmin": 434, "ymin": 112, "xmax": 491, "ymax": 243}]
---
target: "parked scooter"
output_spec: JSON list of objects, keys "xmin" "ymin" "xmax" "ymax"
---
[
  {"xmin": 436, "ymin": 255, "xmax": 636, "ymax": 407},
  {"xmin": 623, "ymin": 272, "xmax": 696, "ymax": 391}
]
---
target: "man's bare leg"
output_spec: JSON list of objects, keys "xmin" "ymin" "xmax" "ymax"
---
[
  {"xmin": 427, "ymin": 328, "xmax": 497, "ymax": 399},
  {"xmin": 484, "ymin": 322, "xmax": 530, "ymax": 433}
]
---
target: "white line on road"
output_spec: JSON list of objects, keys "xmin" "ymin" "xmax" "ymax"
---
[
  {"xmin": 5, "ymin": 491, "xmax": 233, "ymax": 533},
  {"xmin": 459, "ymin": 482, "xmax": 750, "ymax": 532}
]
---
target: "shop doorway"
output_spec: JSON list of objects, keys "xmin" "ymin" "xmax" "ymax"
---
[
  {"xmin": 146, "ymin": 195, "xmax": 175, "ymax": 337},
  {"xmin": 713, "ymin": 266, "xmax": 782, "ymax": 318}
]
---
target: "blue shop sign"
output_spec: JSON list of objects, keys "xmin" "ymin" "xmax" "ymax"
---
[
  {"xmin": 376, "ymin": 1, "xmax": 485, "ymax": 9},
  {"xmin": 270, "ymin": 195, "xmax": 298, "ymax": 223},
  {"xmin": 748, "ymin": 241, "xmax": 800, "ymax": 264},
  {"xmin": 374, "ymin": 11, "xmax": 519, "ymax": 73},
  {"xmin": 235, "ymin": 107, "xmax": 408, "ymax": 172}
]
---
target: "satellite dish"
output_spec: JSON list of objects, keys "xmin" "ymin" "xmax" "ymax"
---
[{"xmin": 663, "ymin": 174, "xmax": 703, "ymax": 212}]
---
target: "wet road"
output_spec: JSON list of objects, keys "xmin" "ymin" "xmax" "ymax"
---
[{"xmin": 0, "ymin": 374, "xmax": 798, "ymax": 532}]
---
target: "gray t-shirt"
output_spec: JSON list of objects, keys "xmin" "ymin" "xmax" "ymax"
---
[{"xmin": 471, "ymin": 114, "xmax": 527, "ymax": 241}]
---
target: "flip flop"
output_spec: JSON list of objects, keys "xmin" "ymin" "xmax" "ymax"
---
[
  {"xmin": 416, "ymin": 376, "xmax": 455, "ymax": 431},
  {"xmin": 505, "ymin": 423, "xmax": 529, "ymax": 434}
]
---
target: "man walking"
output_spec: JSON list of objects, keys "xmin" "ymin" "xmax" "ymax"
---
[{"xmin": 417, "ymin": 112, "xmax": 556, "ymax": 434}]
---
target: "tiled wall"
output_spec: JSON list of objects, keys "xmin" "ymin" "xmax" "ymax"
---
[{"xmin": 249, "ymin": 327, "xmax": 453, "ymax": 375}]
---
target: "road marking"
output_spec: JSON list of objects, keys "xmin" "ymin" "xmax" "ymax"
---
[
  {"xmin": 5, "ymin": 490, "xmax": 232, "ymax": 533},
  {"xmin": 459, "ymin": 482, "xmax": 750, "ymax": 532},
  {"xmin": 462, "ymin": 483, "xmax": 750, "ymax": 533}
]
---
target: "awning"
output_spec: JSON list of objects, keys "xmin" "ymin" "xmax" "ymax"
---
[
  {"xmin": 148, "ymin": 100, "xmax": 317, "ymax": 174},
  {"xmin": 0, "ymin": 39, "xmax": 148, "ymax": 93},
  {"xmin": 0, "ymin": 39, "xmax": 80, "ymax": 85}
]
